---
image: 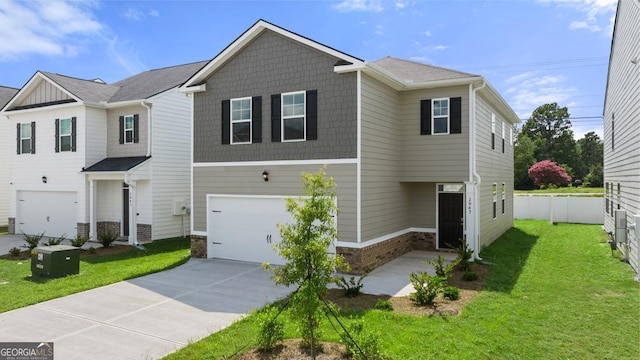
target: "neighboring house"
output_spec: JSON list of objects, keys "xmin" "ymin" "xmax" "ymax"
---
[
  {"xmin": 0, "ymin": 86, "xmax": 20, "ymax": 227},
  {"xmin": 603, "ymin": 0, "xmax": 640, "ymax": 276},
  {"xmin": 181, "ymin": 20, "xmax": 519, "ymax": 273},
  {"xmin": 1, "ymin": 61, "xmax": 206, "ymax": 244}
]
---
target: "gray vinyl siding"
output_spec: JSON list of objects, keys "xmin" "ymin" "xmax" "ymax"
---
[
  {"xmin": 603, "ymin": 0, "xmax": 640, "ymax": 273},
  {"xmin": 193, "ymin": 163, "xmax": 357, "ymax": 242},
  {"xmin": 405, "ymin": 182, "xmax": 437, "ymax": 228},
  {"xmin": 399, "ymin": 86, "xmax": 470, "ymax": 182},
  {"xmin": 475, "ymin": 93, "xmax": 514, "ymax": 248},
  {"xmin": 192, "ymin": 30, "xmax": 357, "ymax": 163},
  {"xmin": 106, "ymin": 105, "xmax": 148, "ymax": 158},
  {"xmin": 360, "ymin": 73, "xmax": 408, "ymax": 241}
]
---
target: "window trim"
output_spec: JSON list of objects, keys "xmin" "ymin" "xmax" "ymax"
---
[
  {"xmin": 230, "ymin": 97, "xmax": 252, "ymax": 145},
  {"xmin": 59, "ymin": 118, "xmax": 72, "ymax": 152},
  {"xmin": 281, "ymin": 90, "xmax": 306, "ymax": 142},
  {"xmin": 124, "ymin": 115, "xmax": 135, "ymax": 144},
  {"xmin": 501, "ymin": 182, "xmax": 506, "ymax": 215},
  {"xmin": 431, "ymin": 98, "xmax": 450, "ymax": 135},
  {"xmin": 491, "ymin": 113, "xmax": 496, "ymax": 150},
  {"xmin": 492, "ymin": 183, "xmax": 498, "ymax": 219},
  {"xmin": 20, "ymin": 123, "xmax": 32, "ymax": 154}
]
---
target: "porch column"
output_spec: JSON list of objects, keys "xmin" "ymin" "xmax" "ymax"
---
[
  {"xmin": 89, "ymin": 179, "xmax": 97, "ymax": 241},
  {"xmin": 464, "ymin": 181, "xmax": 479, "ymax": 259},
  {"xmin": 128, "ymin": 180, "xmax": 137, "ymax": 245}
]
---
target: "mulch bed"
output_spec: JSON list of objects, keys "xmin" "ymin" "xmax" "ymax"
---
[{"xmin": 1, "ymin": 244, "xmax": 134, "ymax": 260}]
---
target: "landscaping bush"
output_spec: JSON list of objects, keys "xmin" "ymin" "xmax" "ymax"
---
[
  {"xmin": 409, "ymin": 271, "xmax": 445, "ymax": 305},
  {"xmin": 44, "ymin": 235, "xmax": 65, "ymax": 246},
  {"xmin": 528, "ymin": 160, "xmax": 571, "ymax": 188},
  {"xmin": 462, "ymin": 270, "xmax": 479, "ymax": 281},
  {"xmin": 373, "ymin": 299, "xmax": 393, "ymax": 311},
  {"xmin": 425, "ymin": 255, "xmax": 457, "ymax": 278},
  {"xmin": 70, "ymin": 234, "xmax": 89, "ymax": 248},
  {"xmin": 9, "ymin": 247, "xmax": 21, "ymax": 256},
  {"xmin": 334, "ymin": 274, "xmax": 367, "ymax": 298},
  {"xmin": 341, "ymin": 318, "xmax": 387, "ymax": 360},
  {"xmin": 21, "ymin": 232, "xmax": 45, "ymax": 250},
  {"xmin": 97, "ymin": 230, "xmax": 118, "ymax": 248},
  {"xmin": 451, "ymin": 238, "xmax": 474, "ymax": 271},
  {"xmin": 443, "ymin": 286, "xmax": 460, "ymax": 300},
  {"xmin": 256, "ymin": 305, "xmax": 284, "ymax": 351},
  {"xmin": 87, "ymin": 246, "xmax": 96, "ymax": 254}
]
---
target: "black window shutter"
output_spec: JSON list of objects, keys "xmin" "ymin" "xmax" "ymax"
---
[
  {"xmin": 502, "ymin": 138, "xmax": 505, "ymax": 153},
  {"xmin": 450, "ymin": 97, "xmax": 462, "ymax": 134},
  {"xmin": 492, "ymin": 133, "xmax": 495, "ymax": 150},
  {"xmin": 271, "ymin": 94, "xmax": 281, "ymax": 142},
  {"xmin": 55, "ymin": 118, "xmax": 60, "ymax": 153},
  {"xmin": 119, "ymin": 116, "xmax": 124, "ymax": 144},
  {"xmin": 30, "ymin": 121, "xmax": 36, "ymax": 154},
  {"xmin": 306, "ymin": 90, "xmax": 318, "ymax": 140},
  {"xmin": 71, "ymin": 117, "xmax": 77, "ymax": 152},
  {"xmin": 420, "ymin": 99, "xmax": 431, "ymax": 135},
  {"xmin": 133, "ymin": 114, "xmax": 139, "ymax": 143},
  {"xmin": 16, "ymin": 123, "xmax": 20, "ymax": 154},
  {"xmin": 221, "ymin": 100, "xmax": 230, "ymax": 145},
  {"xmin": 252, "ymin": 96, "xmax": 262, "ymax": 143}
]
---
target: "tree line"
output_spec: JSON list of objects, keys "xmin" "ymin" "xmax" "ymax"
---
[{"xmin": 514, "ymin": 102, "xmax": 603, "ymax": 190}]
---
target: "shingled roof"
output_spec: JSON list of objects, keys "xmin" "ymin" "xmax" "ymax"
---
[
  {"xmin": 371, "ymin": 56, "xmax": 479, "ymax": 83},
  {"xmin": 0, "ymin": 85, "xmax": 19, "ymax": 108},
  {"xmin": 40, "ymin": 72, "xmax": 120, "ymax": 104}
]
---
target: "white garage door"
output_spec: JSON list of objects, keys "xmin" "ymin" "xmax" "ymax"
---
[
  {"xmin": 17, "ymin": 191, "xmax": 77, "ymax": 238},
  {"xmin": 207, "ymin": 195, "xmax": 293, "ymax": 265}
]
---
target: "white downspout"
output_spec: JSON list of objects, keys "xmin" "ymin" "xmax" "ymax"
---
[
  {"xmin": 141, "ymin": 101, "xmax": 151, "ymax": 157},
  {"xmin": 124, "ymin": 172, "xmax": 137, "ymax": 246},
  {"xmin": 471, "ymin": 80, "xmax": 486, "ymax": 260}
]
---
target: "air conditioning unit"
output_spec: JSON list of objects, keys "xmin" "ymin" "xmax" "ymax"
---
[{"xmin": 172, "ymin": 200, "xmax": 189, "ymax": 216}]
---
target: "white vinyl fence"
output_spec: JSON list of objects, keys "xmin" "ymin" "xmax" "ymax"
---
[{"xmin": 514, "ymin": 195, "xmax": 604, "ymax": 224}]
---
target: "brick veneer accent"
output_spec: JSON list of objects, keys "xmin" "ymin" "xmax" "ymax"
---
[
  {"xmin": 8, "ymin": 218, "xmax": 15, "ymax": 234},
  {"xmin": 190, "ymin": 235, "xmax": 207, "ymax": 258},
  {"xmin": 97, "ymin": 221, "xmax": 120, "ymax": 237},
  {"xmin": 137, "ymin": 224, "xmax": 152, "ymax": 243},
  {"xmin": 77, "ymin": 223, "xmax": 90, "ymax": 239},
  {"xmin": 338, "ymin": 231, "xmax": 437, "ymax": 274}
]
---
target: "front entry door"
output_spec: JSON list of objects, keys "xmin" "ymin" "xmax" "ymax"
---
[
  {"xmin": 123, "ymin": 186, "xmax": 129, "ymax": 236},
  {"xmin": 438, "ymin": 193, "xmax": 463, "ymax": 249}
]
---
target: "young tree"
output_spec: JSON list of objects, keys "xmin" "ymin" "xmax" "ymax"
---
[
  {"xmin": 528, "ymin": 160, "xmax": 572, "ymax": 188},
  {"xmin": 266, "ymin": 167, "xmax": 348, "ymax": 357}
]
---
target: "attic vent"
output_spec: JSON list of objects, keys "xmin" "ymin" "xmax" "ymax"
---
[{"xmin": 92, "ymin": 78, "xmax": 106, "ymax": 84}]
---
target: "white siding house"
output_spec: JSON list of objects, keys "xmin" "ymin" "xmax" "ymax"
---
[
  {"xmin": 603, "ymin": 0, "xmax": 640, "ymax": 276},
  {"xmin": 0, "ymin": 86, "xmax": 19, "ymax": 227}
]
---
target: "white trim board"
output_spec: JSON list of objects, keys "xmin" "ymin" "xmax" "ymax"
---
[
  {"xmin": 193, "ymin": 158, "xmax": 357, "ymax": 167},
  {"xmin": 335, "ymin": 227, "xmax": 436, "ymax": 249}
]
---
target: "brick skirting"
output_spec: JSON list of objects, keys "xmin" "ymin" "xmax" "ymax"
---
[
  {"xmin": 97, "ymin": 221, "xmax": 121, "ymax": 237},
  {"xmin": 77, "ymin": 223, "xmax": 90, "ymax": 239},
  {"xmin": 137, "ymin": 224, "xmax": 152, "ymax": 243},
  {"xmin": 190, "ymin": 235, "xmax": 207, "ymax": 258},
  {"xmin": 8, "ymin": 218, "xmax": 15, "ymax": 234}
]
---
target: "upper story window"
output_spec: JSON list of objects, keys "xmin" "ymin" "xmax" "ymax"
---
[
  {"xmin": 420, "ymin": 97, "xmax": 461, "ymax": 136},
  {"xmin": 55, "ymin": 117, "xmax": 76, "ymax": 152},
  {"xmin": 501, "ymin": 121, "xmax": 506, "ymax": 153},
  {"xmin": 491, "ymin": 113, "xmax": 496, "ymax": 150},
  {"xmin": 119, "ymin": 114, "xmax": 139, "ymax": 144},
  {"xmin": 17, "ymin": 122, "xmax": 35, "ymax": 154},
  {"xmin": 231, "ymin": 97, "xmax": 252, "ymax": 144},
  {"xmin": 282, "ymin": 91, "xmax": 306, "ymax": 141}
]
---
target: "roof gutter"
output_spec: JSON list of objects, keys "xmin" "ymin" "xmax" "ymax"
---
[{"xmin": 471, "ymin": 79, "xmax": 487, "ymax": 261}]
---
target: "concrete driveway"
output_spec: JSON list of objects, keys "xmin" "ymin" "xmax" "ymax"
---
[{"xmin": 0, "ymin": 258, "xmax": 291, "ymax": 360}]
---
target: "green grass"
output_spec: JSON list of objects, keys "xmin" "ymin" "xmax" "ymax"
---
[
  {"xmin": 0, "ymin": 226, "xmax": 8, "ymax": 236},
  {"xmin": 515, "ymin": 187, "xmax": 603, "ymax": 196},
  {"xmin": 164, "ymin": 221, "xmax": 639, "ymax": 360},
  {"xmin": 0, "ymin": 237, "xmax": 190, "ymax": 313}
]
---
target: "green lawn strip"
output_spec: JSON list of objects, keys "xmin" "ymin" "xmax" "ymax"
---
[
  {"xmin": 0, "ymin": 237, "xmax": 190, "ymax": 313},
  {"xmin": 0, "ymin": 226, "xmax": 8, "ymax": 236},
  {"xmin": 515, "ymin": 187, "xmax": 603, "ymax": 196},
  {"xmin": 164, "ymin": 221, "xmax": 639, "ymax": 359}
]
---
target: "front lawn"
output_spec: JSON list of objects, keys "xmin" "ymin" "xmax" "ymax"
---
[
  {"xmin": 164, "ymin": 221, "xmax": 639, "ymax": 359},
  {"xmin": 0, "ymin": 237, "xmax": 190, "ymax": 313}
]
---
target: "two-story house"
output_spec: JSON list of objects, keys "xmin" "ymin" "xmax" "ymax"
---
[
  {"xmin": 0, "ymin": 86, "xmax": 20, "ymax": 227},
  {"xmin": 181, "ymin": 20, "xmax": 519, "ymax": 273},
  {"xmin": 1, "ymin": 61, "xmax": 206, "ymax": 244},
  {"xmin": 603, "ymin": 0, "xmax": 640, "ymax": 276}
]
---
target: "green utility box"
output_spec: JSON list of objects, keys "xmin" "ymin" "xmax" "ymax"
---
[{"xmin": 31, "ymin": 245, "xmax": 80, "ymax": 278}]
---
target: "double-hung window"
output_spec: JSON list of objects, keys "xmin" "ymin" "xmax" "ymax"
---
[
  {"xmin": 231, "ymin": 97, "xmax": 252, "ymax": 144},
  {"xmin": 501, "ymin": 183, "xmax": 506, "ymax": 215},
  {"xmin": 491, "ymin": 114, "xmax": 496, "ymax": 150},
  {"xmin": 124, "ymin": 115, "xmax": 135, "ymax": 144},
  {"xmin": 432, "ymin": 98, "xmax": 449, "ymax": 135},
  {"xmin": 492, "ymin": 183, "xmax": 498, "ymax": 219},
  {"xmin": 59, "ymin": 118, "xmax": 72, "ymax": 151},
  {"xmin": 282, "ymin": 91, "xmax": 306, "ymax": 141},
  {"xmin": 20, "ymin": 123, "xmax": 33, "ymax": 154}
]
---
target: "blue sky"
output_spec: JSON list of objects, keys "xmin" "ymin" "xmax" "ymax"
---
[{"xmin": 0, "ymin": 0, "xmax": 617, "ymax": 139}]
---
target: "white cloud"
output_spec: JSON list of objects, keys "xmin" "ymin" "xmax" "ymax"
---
[
  {"xmin": 506, "ymin": 72, "xmax": 577, "ymax": 119},
  {"xmin": 423, "ymin": 30, "xmax": 432, "ymax": 37},
  {"xmin": 0, "ymin": 0, "xmax": 102, "ymax": 61},
  {"xmin": 149, "ymin": 9, "xmax": 159, "ymax": 17},
  {"xmin": 124, "ymin": 7, "xmax": 145, "ymax": 21},
  {"xmin": 332, "ymin": 0, "xmax": 384, "ymax": 13},
  {"xmin": 537, "ymin": 0, "xmax": 617, "ymax": 32}
]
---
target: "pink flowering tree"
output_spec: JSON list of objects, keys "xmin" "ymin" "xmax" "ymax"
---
[{"xmin": 528, "ymin": 160, "xmax": 572, "ymax": 188}]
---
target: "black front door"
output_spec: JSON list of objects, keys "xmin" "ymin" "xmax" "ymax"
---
[
  {"xmin": 123, "ymin": 186, "xmax": 129, "ymax": 236},
  {"xmin": 438, "ymin": 193, "xmax": 463, "ymax": 249}
]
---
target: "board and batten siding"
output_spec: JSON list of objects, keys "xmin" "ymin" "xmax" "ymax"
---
[
  {"xmin": 149, "ymin": 89, "xmax": 192, "ymax": 239},
  {"xmin": 192, "ymin": 163, "xmax": 357, "ymax": 242},
  {"xmin": 18, "ymin": 80, "xmax": 72, "ymax": 107},
  {"xmin": 399, "ymin": 86, "xmax": 470, "ymax": 182},
  {"xmin": 106, "ymin": 105, "xmax": 149, "ymax": 158},
  {"xmin": 360, "ymin": 73, "xmax": 410, "ymax": 241},
  {"xmin": 474, "ymin": 92, "xmax": 514, "ymax": 248},
  {"xmin": 603, "ymin": 0, "xmax": 640, "ymax": 273}
]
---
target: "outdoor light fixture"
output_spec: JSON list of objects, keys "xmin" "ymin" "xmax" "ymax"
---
[
  {"xmin": 42, "ymin": 176, "xmax": 47, "ymax": 183},
  {"xmin": 262, "ymin": 171, "xmax": 269, "ymax": 182}
]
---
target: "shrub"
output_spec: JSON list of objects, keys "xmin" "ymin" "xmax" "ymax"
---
[
  {"xmin": 21, "ymin": 232, "xmax": 45, "ymax": 250},
  {"xmin": 256, "ymin": 305, "xmax": 284, "ymax": 352},
  {"xmin": 584, "ymin": 164, "xmax": 603, "ymax": 187},
  {"xmin": 373, "ymin": 299, "xmax": 393, "ymax": 311},
  {"xmin": 451, "ymin": 238, "xmax": 474, "ymax": 271},
  {"xmin": 97, "ymin": 230, "xmax": 118, "ymax": 248},
  {"xmin": 528, "ymin": 160, "xmax": 571, "ymax": 188},
  {"xmin": 9, "ymin": 247, "xmax": 21, "ymax": 256},
  {"xmin": 70, "ymin": 234, "xmax": 89, "ymax": 248},
  {"xmin": 443, "ymin": 286, "xmax": 460, "ymax": 300},
  {"xmin": 44, "ymin": 235, "xmax": 65, "ymax": 246},
  {"xmin": 87, "ymin": 246, "xmax": 96, "ymax": 254},
  {"xmin": 462, "ymin": 270, "xmax": 479, "ymax": 281},
  {"xmin": 409, "ymin": 271, "xmax": 446, "ymax": 305},
  {"xmin": 341, "ymin": 318, "xmax": 387, "ymax": 360},
  {"xmin": 424, "ymin": 255, "xmax": 457, "ymax": 278},
  {"xmin": 334, "ymin": 274, "xmax": 367, "ymax": 298}
]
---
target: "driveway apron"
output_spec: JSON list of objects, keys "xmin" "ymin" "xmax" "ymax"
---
[{"xmin": 0, "ymin": 259, "xmax": 290, "ymax": 360}]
